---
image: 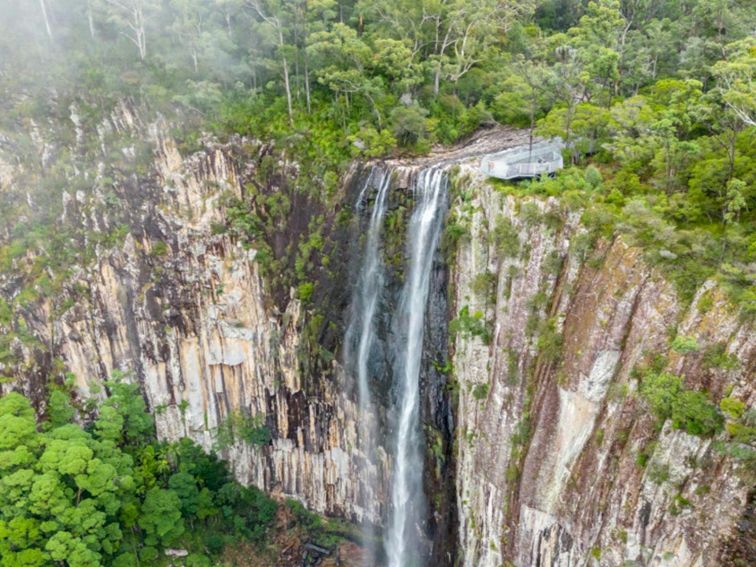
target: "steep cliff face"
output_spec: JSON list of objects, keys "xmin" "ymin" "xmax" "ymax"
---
[
  {"xmin": 450, "ymin": 170, "xmax": 754, "ymax": 566},
  {"xmin": 0, "ymin": 105, "xmax": 381, "ymax": 523},
  {"xmin": 2, "ymin": 109, "xmax": 752, "ymax": 566}
]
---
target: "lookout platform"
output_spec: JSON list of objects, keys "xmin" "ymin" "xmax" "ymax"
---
[{"xmin": 480, "ymin": 139, "xmax": 563, "ymax": 180}]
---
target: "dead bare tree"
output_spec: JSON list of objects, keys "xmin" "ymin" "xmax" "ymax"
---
[{"xmin": 103, "ymin": 0, "xmax": 147, "ymax": 60}]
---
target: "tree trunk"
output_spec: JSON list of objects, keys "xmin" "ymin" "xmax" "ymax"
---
[
  {"xmin": 249, "ymin": 2, "xmax": 292, "ymax": 121},
  {"xmin": 132, "ymin": 3, "xmax": 146, "ymax": 60},
  {"xmin": 294, "ymin": 51, "xmax": 300, "ymax": 101},
  {"xmin": 563, "ymin": 99, "xmax": 578, "ymax": 164},
  {"xmin": 529, "ymin": 104, "xmax": 535, "ymax": 153},
  {"xmin": 304, "ymin": 53, "xmax": 311, "ymax": 113},
  {"xmin": 281, "ymin": 46, "xmax": 293, "ymax": 124},
  {"xmin": 87, "ymin": 1, "xmax": 96, "ymax": 39},
  {"xmin": 138, "ymin": 28, "xmax": 146, "ymax": 60},
  {"xmin": 39, "ymin": 0, "xmax": 53, "ymax": 40},
  {"xmin": 135, "ymin": 3, "xmax": 146, "ymax": 60}
]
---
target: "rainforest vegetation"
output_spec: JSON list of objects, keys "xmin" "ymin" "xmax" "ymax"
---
[
  {"xmin": 0, "ymin": 0, "xmax": 754, "ymax": 565},
  {"xmin": 1, "ymin": 0, "xmax": 754, "ymax": 319},
  {"xmin": 0, "ymin": 375, "xmax": 354, "ymax": 566}
]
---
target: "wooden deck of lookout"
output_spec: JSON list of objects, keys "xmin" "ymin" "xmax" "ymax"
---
[{"xmin": 480, "ymin": 139, "xmax": 563, "ymax": 180}]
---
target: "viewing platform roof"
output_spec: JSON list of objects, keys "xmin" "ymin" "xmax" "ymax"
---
[{"xmin": 480, "ymin": 139, "xmax": 564, "ymax": 180}]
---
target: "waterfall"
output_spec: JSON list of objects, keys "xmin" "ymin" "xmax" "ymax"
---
[
  {"xmin": 344, "ymin": 166, "xmax": 391, "ymax": 560},
  {"xmin": 345, "ymin": 165, "xmax": 448, "ymax": 566},
  {"xmin": 385, "ymin": 167, "xmax": 448, "ymax": 567},
  {"xmin": 350, "ymin": 167, "xmax": 390, "ymax": 428}
]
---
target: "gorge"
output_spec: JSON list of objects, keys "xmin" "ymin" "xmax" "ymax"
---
[
  {"xmin": 1, "ymin": 2, "xmax": 754, "ymax": 564},
  {"xmin": 1, "ymin": 107, "xmax": 752, "ymax": 565}
]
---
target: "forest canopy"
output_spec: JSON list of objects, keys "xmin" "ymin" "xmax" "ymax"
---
[{"xmin": 0, "ymin": 379, "xmax": 278, "ymax": 566}]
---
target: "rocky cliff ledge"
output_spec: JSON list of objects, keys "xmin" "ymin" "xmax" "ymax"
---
[{"xmin": 0, "ymin": 105, "xmax": 379, "ymax": 523}]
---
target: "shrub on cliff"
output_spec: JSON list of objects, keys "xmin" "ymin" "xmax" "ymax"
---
[
  {"xmin": 450, "ymin": 306, "xmax": 492, "ymax": 344},
  {"xmin": 640, "ymin": 371, "xmax": 724, "ymax": 437}
]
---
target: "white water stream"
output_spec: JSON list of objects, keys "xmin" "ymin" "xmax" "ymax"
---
[
  {"xmin": 385, "ymin": 167, "xmax": 448, "ymax": 567},
  {"xmin": 344, "ymin": 167, "xmax": 391, "ymax": 562},
  {"xmin": 352, "ymin": 168, "xmax": 391, "ymax": 430},
  {"xmin": 345, "ymin": 165, "xmax": 448, "ymax": 567}
]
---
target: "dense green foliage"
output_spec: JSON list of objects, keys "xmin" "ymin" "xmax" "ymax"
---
[
  {"xmin": 0, "ymin": 382, "xmax": 277, "ymax": 566},
  {"xmin": 716, "ymin": 396, "xmax": 756, "ymax": 476},
  {"xmin": 449, "ymin": 306, "xmax": 492, "ymax": 344},
  {"xmin": 636, "ymin": 365, "xmax": 755, "ymax": 475},
  {"xmin": 2, "ymin": 0, "xmax": 753, "ymax": 165},
  {"xmin": 495, "ymin": 70, "xmax": 755, "ymax": 308},
  {"xmin": 213, "ymin": 411, "xmax": 271, "ymax": 450},
  {"xmin": 639, "ymin": 371, "xmax": 724, "ymax": 436}
]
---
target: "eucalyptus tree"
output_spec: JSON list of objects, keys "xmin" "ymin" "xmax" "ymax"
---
[
  {"xmin": 293, "ymin": 0, "xmax": 339, "ymax": 112},
  {"xmin": 100, "ymin": 0, "xmax": 149, "ymax": 60},
  {"xmin": 307, "ymin": 23, "xmax": 383, "ymax": 123},
  {"xmin": 439, "ymin": 0, "xmax": 536, "ymax": 89},
  {"xmin": 167, "ymin": 0, "xmax": 212, "ymax": 73},
  {"xmin": 711, "ymin": 37, "xmax": 756, "ymax": 128},
  {"xmin": 498, "ymin": 55, "xmax": 557, "ymax": 148},
  {"xmin": 246, "ymin": 0, "xmax": 296, "ymax": 123}
]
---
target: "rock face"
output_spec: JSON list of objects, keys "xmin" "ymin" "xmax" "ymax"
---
[
  {"xmin": 1, "ymin": 109, "xmax": 752, "ymax": 565},
  {"xmin": 450, "ymin": 168, "xmax": 754, "ymax": 566},
  {"xmin": 0, "ymin": 105, "xmax": 377, "ymax": 522}
]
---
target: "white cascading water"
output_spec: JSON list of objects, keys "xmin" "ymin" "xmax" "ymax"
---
[
  {"xmin": 351, "ymin": 168, "xmax": 390, "ymax": 429},
  {"xmin": 343, "ymin": 166, "xmax": 391, "ymax": 560},
  {"xmin": 385, "ymin": 167, "xmax": 448, "ymax": 567}
]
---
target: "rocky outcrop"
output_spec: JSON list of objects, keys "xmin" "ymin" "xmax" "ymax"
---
[{"xmin": 450, "ymin": 170, "xmax": 754, "ymax": 566}]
